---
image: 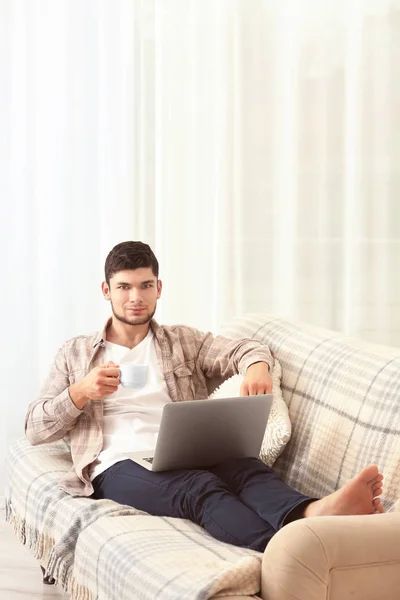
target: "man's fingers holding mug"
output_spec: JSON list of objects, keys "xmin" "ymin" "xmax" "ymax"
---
[
  {"xmin": 99, "ymin": 366, "xmax": 120, "ymax": 379},
  {"xmin": 99, "ymin": 361, "xmax": 119, "ymax": 369},
  {"xmin": 106, "ymin": 363, "xmax": 120, "ymax": 381},
  {"xmin": 98, "ymin": 376, "xmax": 119, "ymax": 388}
]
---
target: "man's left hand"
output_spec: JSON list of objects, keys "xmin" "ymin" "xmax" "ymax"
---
[{"xmin": 240, "ymin": 362, "xmax": 273, "ymax": 396}]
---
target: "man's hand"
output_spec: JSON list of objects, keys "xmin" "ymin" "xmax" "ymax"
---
[
  {"xmin": 240, "ymin": 362, "xmax": 273, "ymax": 396},
  {"xmin": 69, "ymin": 361, "xmax": 120, "ymax": 409}
]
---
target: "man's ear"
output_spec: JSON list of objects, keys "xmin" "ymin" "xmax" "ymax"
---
[
  {"xmin": 157, "ymin": 279, "xmax": 162, "ymax": 299},
  {"xmin": 101, "ymin": 281, "xmax": 111, "ymax": 301}
]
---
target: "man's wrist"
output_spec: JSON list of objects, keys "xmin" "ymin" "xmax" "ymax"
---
[
  {"xmin": 246, "ymin": 361, "xmax": 270, "ymax": 372},
  {"xmin": 69, "ymin": 382, "xmax": 89, "ymax": 410}
]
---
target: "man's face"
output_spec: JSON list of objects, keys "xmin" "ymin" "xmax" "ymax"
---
[{"xmin": 102, "ymin": 268, "xmax": 162, "ymax": 327}]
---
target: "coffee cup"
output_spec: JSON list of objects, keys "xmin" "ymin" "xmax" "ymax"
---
[{"xmin": 119, "ymin": 364, "xmax": 148, "ymax": 389}]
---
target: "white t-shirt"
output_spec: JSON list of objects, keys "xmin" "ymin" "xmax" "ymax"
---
[{"xmin": 89, "ymin": 330, "xmax": 172, "ymax": 481}]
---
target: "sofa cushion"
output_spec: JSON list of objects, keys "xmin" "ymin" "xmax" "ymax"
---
[{"xmin": 209, "ymin": 359, "xmax": 291, "ymax": 466}]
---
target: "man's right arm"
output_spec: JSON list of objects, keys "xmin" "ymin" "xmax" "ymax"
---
[
  {"xmin": 25, "ymin": 345, "xmax": 120, "ymax": 446},
  {"xmin": 25, "ymin": 345, "xmax": 85, "ymax": 446}
]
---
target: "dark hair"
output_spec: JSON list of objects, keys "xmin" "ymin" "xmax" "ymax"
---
[{"xmin": 104, "ymin": 241, "xmax": 159, "ymax": 284}]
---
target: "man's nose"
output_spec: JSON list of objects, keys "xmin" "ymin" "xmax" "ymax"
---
[{"xmin": 129, "ymin": 288, "xmax": 142, "ymax": 303}]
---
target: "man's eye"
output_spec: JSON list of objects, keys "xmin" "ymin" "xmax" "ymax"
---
[
  {"xmin": 143, "ymin": 284, "xmax": 152, "ymax": 289},
  {"xmin": 118, "ymin": 286, "xmax": 129, "ymax": 290}
]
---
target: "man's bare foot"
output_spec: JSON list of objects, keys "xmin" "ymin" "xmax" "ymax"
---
[{"xmin": 304, "ymin": 465, "xmax": 384, "ymax": 518}]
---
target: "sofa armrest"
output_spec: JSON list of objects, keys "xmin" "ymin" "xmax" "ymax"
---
[{"xmin": 260, "ymin": 513, "xmax": 400, "ymax": 600}]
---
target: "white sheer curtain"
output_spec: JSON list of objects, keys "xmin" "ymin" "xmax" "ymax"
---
[
  {"xmin": 154, "ymin": 0, "xmax": 400, "ymax": 344},
  {"xmin": 2, "ymin": 0, "xmax": 400, "ymax": 491}
]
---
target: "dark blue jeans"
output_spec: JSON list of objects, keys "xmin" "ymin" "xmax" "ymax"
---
[{"xmin": 92, "ymin": 457, "xmax": 314, "ymax": 552}]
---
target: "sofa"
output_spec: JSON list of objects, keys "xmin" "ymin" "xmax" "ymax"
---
[{"xmin": 5, "ymin": 313, "xmax": 400, "ymax": 600}]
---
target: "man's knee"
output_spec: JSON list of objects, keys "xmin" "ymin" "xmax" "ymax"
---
[
  {"xmin": 183, "ymin": 469, "xmax": 227, "ymax": 499},
  {"xmin": 180, "ymin": 470, "xmax": 228, "ymax": 521}
]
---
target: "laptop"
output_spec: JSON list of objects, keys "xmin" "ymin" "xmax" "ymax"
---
[{"xmin": 125, "ymin": 394, "xmax": 272, "ymax": 471}]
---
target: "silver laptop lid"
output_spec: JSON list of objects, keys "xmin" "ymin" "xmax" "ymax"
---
[{"xmin": 151, "ymin": 395, "xmax": 272, "ymax": 471}]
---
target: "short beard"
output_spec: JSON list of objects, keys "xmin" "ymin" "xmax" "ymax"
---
[{"xmin": 110, "ymin": 302, "xmax": 157, "ymax": 327}]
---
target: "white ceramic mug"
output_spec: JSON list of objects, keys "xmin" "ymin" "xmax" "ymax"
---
[{"xmin": 119, "ymin": 364, "xmax": 148, "ymax": 389}]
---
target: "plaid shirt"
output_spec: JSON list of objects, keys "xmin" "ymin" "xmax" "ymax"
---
[{"xmin": 25, "ymin": 319, "xmax": 273, "ymax": 497}]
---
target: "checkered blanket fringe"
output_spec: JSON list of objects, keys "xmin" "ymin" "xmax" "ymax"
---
[{"xmin": 5, "ymin": 495, "xmax": 96, "ymax": 599}]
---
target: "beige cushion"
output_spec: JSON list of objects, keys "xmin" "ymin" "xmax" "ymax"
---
[{"xmin": 209, "ymin": 359, "xmax": 291, "ymax": 467}]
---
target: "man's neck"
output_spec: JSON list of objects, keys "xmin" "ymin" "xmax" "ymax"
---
[{"xmin": 105, "ymin": 318, "xmax": 151, "ymax": 350}]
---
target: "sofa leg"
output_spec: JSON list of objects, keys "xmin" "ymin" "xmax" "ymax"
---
[{"xmin": 40, "ymin": 565, "xmax": 56, "ymax": 585}]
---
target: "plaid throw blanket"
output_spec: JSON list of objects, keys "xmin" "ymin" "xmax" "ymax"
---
[
  {"xmin": 223, "ymin": 314, "xmax": 400, "ymax": 511},
  {"xmin": 5, "ymin": 438, "xmax": 261, "ymax": 600}
]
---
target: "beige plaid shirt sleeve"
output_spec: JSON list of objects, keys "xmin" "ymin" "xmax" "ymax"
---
[
  {"xmin": 25, "ymin": 345, "xmax": 83, "ymax": 446},
  {"xmin": 192, "ymin": 329, "xmax": 273, "ymax": 378}
]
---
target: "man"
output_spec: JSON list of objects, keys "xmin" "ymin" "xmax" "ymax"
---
[{"xmin": 25, "ymin": 241, "xmax": 384, "ymax": 553}]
